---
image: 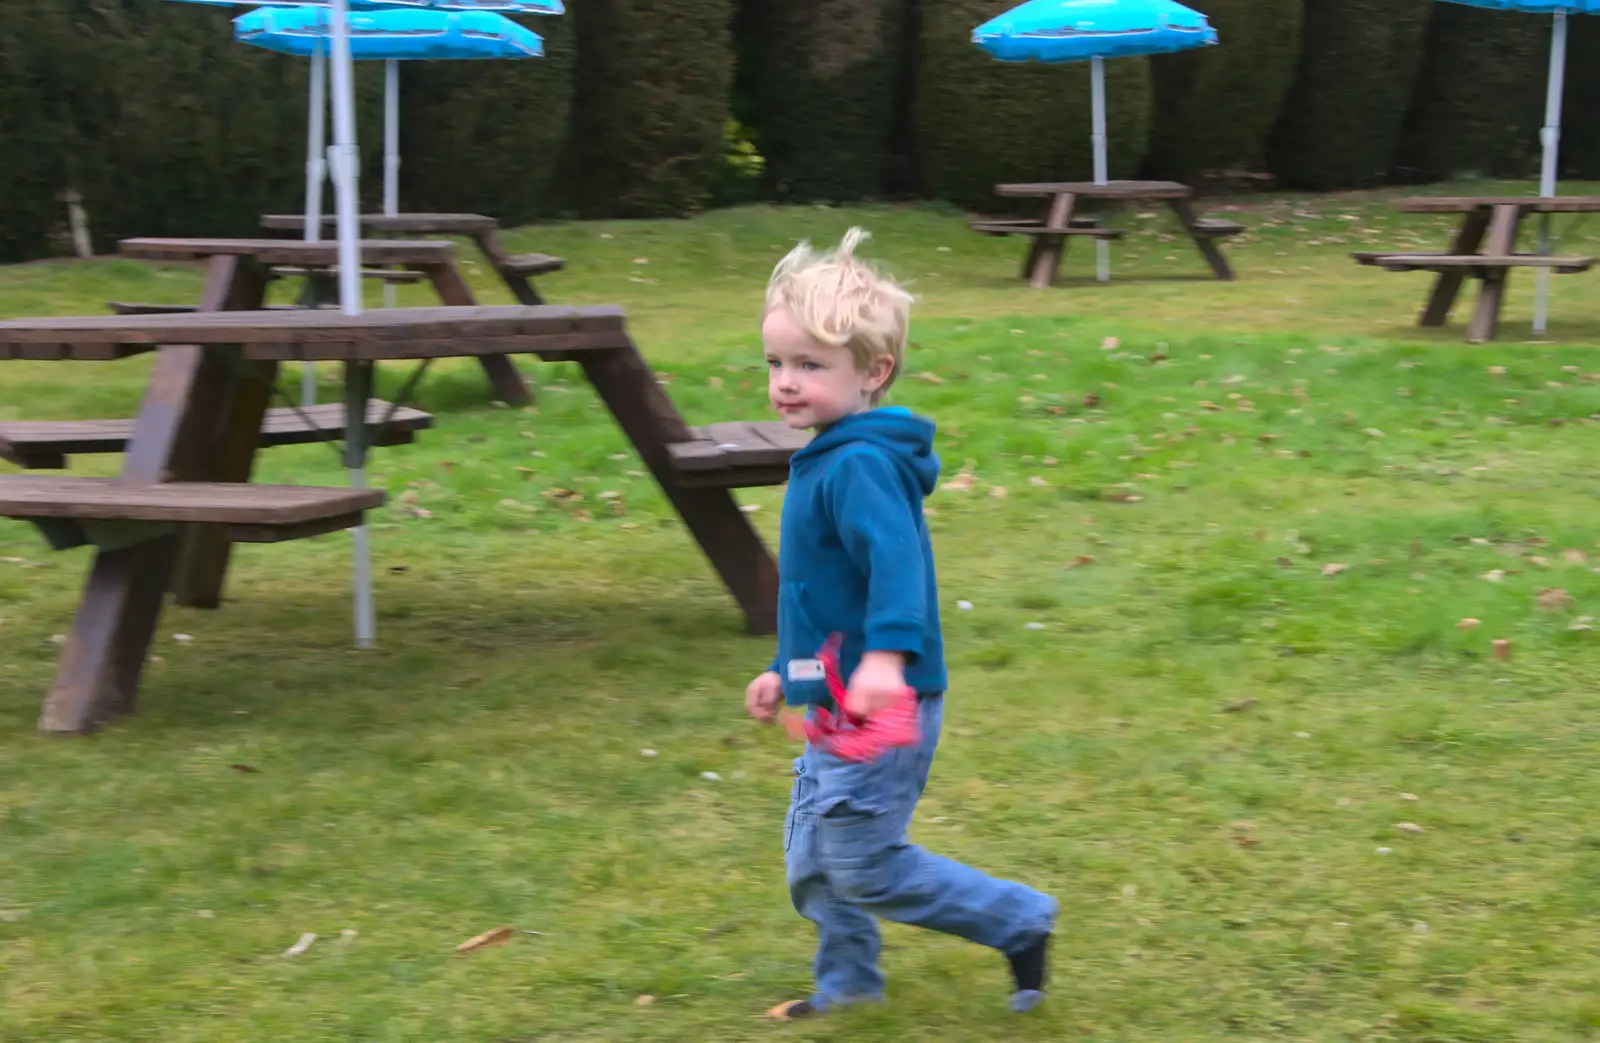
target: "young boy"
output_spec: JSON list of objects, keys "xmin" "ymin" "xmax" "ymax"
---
[{"xmin": 744, "ymin": 228, "xmax": 1058, "ymax": 1019}]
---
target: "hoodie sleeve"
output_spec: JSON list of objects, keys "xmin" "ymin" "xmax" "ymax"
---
[{"xmin": 823, "ymin": 448, "xmax": 928, "ymax": 661}]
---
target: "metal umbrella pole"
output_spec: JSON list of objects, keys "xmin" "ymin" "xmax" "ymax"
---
[
  {"xmin": 1534, "ymin": 9, "xmax": 1568, "ymax": 336},
  {"xmin": 383, "ymin": 58, "xmax": 401, "ymax": 309},
  {"xmin": 1090, "ymin": 55, "xmax": 1110, "ymax": 282},
  {"xmin": 302, "ymin": 48, "xmax": 328, "ymax": 406},
  {"xmin": 325, "ymin": 0, "xmax": 377, "ymax": 649}
]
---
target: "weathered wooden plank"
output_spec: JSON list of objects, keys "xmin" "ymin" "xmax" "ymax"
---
[
  {"xmin": 997, "ymin": 180, "xmax": 1190, "ymax": 200},
  {"xmin": 1375, "ymin": 254, "xmax": 1593, "ymax": 271},
  {"xmin": 0, "ymin": 477, "xmax": 386, "ymax": 525},
  {"xmin": 260, "ymin": 212, "xmax": 500, "ymax": 235},
  {"xmin": 1395, "ymin": 196, "xmax": 1600, "ymax": 214},
  {"xmin": 119, "ymin": 237, "xmax": 455, "ymax": 267},
  {"xmin": 0, "ymin": 402, "xmax": 433, "ymax": 468}
]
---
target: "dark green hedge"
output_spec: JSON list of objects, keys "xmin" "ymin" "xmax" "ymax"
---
[
  {"xmin": 1145, "ymin": 0, "xmax": 1303, "ymax": 178},
  {"xmin": 915, "ymin": 0, "xmax": 1152, "ymax": 210},
  {"xmin": 566, "ymin": 0, "xmax": 736, "ymax": 217},
  {"xmin": 0, "ymin": 3, "xmax": 381, "ymax": 262},
  {"xmin": 1395, "ymin": 4, "xmax": 1545, "ymax": 181},
  {"xmin": 403, "ymin": 14, "xmax": 576, "ymax": 225},
  {"xmin": 739, "ymin": 0, "xmax": 904, "ymax": 202},
  {"xmin": 1265, "ymin": 0, "xmax": 1433, "ymax": 189},
  {"xmin": 1563, "ymin": 19, "xmax": 1600, "ymax": 179}
]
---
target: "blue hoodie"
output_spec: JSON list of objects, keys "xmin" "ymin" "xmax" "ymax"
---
[{"xmin": 770, "ymin": 406, "xmax": 947, "ymax": 706}]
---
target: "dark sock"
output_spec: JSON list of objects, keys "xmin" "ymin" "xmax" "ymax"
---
[{"xmin": 1008, "ymin": 933, "xmax": 1050, "ymax": 993}]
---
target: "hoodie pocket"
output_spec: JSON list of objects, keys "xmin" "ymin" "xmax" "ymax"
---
[{"xmin": 779, "ymin": 582, "xmax": 830, "ymax": 704}]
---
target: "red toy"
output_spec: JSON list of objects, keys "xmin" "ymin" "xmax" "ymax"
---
[{"xmin": 796, "ymin": 633, "xmax": 921, "ymax": 762}]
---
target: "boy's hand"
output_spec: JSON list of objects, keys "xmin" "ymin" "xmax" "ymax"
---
[
  {"xmin": 846, "ymin": 651, "xmax": 909, "ymax": 718},
  {"xmin": 745, "ymin": 670, "xmax": 784, "ymax": 722}
]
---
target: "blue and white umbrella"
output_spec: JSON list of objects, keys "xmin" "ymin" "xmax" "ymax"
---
[
  {"xmin": 974, "ymin": 0, "xmax": 1218, "ymax": 279},
  {"xmin": 166, "ymin": 0, "xmax": 562, "ymax": 323},
  {"xmin": 166, "ymin": 0, "xmax": 562, "ymax": 651},
  {"xmin": 1435, "ymin": 0, "xmax": 1600, "ymax": 333},
  {"xmin": 236, "ymin": 6, "xmax": 543, "ymax": 320}
]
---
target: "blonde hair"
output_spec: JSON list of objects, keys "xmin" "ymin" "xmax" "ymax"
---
[{"xmin": 764, "ymin": 227, "xmax": 914, "ymax": 404}]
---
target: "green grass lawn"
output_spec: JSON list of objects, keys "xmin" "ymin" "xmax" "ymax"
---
[{"xmin": 4, "ymin": 184, "xmax": 1600, "ymax": 1041}]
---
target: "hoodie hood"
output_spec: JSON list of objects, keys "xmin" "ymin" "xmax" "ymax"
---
[{"xmin": 791, "ymin": 406, "xmax": 940, "ymax": 496}]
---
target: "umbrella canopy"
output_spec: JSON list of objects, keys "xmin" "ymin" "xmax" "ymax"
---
[
  {"xmin": 972, "ymin": 0, "xmax": 1216, "ymax": 62},
  {"xmin": 183, "ymin": 0, "xmax": 563, "ymax": 11},
  {"xmin": 973, "ymin": 0, "xmax": 1216, "ymax": 281},
  {"xmin": 236, "ymin": 7, "xmax": 544, "ymax": 60},
  {"xmin": 1440, "ymin": 0, "xmax": 1600, "ymax": 9}
]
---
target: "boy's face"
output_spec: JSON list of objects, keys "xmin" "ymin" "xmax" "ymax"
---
[{"xmin": 763, "ymin": 307, "xmax": 892, "ymax": 430}]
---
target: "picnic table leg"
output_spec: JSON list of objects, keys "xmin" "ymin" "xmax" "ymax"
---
[
  {"xmin": 1419, "ymin": 208, "xmax": 1491, "ymax": 327},
  {"xmin": 1466, "ymin": 270, "xmax": 1508, "ymax": 344},
  {"xmin": 1029, "ymin": 193, "xmax": 1077, "ymax": 290},
  {"xmin": 471, "ymin": 230, "xmax": 546, "ymax": 306},
  {"xmin": 576, "ymin": 342, "xmax": 778, "ymax": 633},
  {"xmin": 1169, "ymin": 198, "xmax": 1235, "ymax": 281},
  {"xmin": 40, "ymin": 257, "xmax": 255, "ymax": 732},
  {"xmin": 170, "ymin": 265, "xmax": 275, "ymax": 609},
  {"xmin": 1462, "ymin": 205, "xmax": 1521, "ymax": 344},
  {"xmin": 422, "ymin": 260, "xmax": 533, "ymax": 407}
]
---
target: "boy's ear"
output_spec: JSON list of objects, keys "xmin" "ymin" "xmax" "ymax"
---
[{"xmin": 864, "ymin": 353, "xmax": 895, "ymax": 393}]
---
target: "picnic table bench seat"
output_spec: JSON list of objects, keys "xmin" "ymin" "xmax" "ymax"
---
[
  {"xmin": 1366, "ymin": 253, "xmax": 1595, "ymax": 274},
  {"xmin": 109, "ymin": 302, "xmax": 327, "ymax": 316},
  {"xmin": 270, "ymin": 265, "xmax": 428, "ymax": 284},
  {"xmin": 666, "ymin": 421, "xmax": 810, "ymax": 489},
  {"xmin": 0, "ymin": 401, "xmax": 433, "ymax": 470},
  {"xmin": 1190, "ymin": 218, "xmax": 1245, "ymax": 237},
  {"xmin": 0, "ymin": 475, "xmax": 386, "ymax": 546},
  {"xmin": 500, "ymin": 253, "xmax": 566, "ymax": 277},
  {"xmin": 970, "ymin": 219, "xmax": 1126, "ymax": 240}
]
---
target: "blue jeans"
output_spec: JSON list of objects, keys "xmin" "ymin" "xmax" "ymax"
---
[{"xmin": 784, "ymin": 694, "xmax": 1058, "ymax": 1009}]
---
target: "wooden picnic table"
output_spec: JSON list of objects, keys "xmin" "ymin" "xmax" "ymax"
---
[
  {"xmin": 116, "ymin": 237, "xmax": 535, "ymax": 405},
  {"xmin": 258, "ymin": 212, "xmax": 564, "ymax": 308},
  {"xmin": 975, "ymin": 180, "xmax": 1245, "ymax": 288},
  {"xmin": 0, "ymin": 266, "xmax": 799, "ymax": 733},
  {"xmin": 1353, "ymin": 196, "xmax": 1600, "ymax": 342}
]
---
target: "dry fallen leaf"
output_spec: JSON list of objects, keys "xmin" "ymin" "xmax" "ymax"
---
[
  {"xmin": 1083, "ymin": 392, "xmax": 1102, "ymax": 408},
  {"xmin": 989, "ymin": 485, "xmax": 1008, "ymax": 499},
  {"xmin": 1321, "ymin": 563, "xmax": 1350, "ymax": 576},
  {"xmin": 456, "ymin": 926, "xmax": 515, "ymax": 954},
  {"xmin": 1482, "ymin": 570, "xmax": 1507, "ymax": 583},
  {"xmin": 1458, "ymin": 618, "xmax": 1481, "ymax": 630},
  {"xmin": 1072, "ymin": 554, "xmax": 1095, "ymax": 567},
  {"xmin": 1564, "ymin": 549, "xmax": 1589, "ymax": 565},
  {"xmin": 914, "ymin": 371, "xmax": 945, "ymax": 385},
  {"xmin": 1537, "ymin": 588, "xmax": 1574, "ymax": 612},
  {"xmin": 1222, "ymin": 697, "xmax": 1257, "ymax": 713},
  {"xmin": 1492, "ymin": 638, "xmax": 1512, "ymax": 660},
  {"xmin": 1101, "ymin": 336, "xmax": 1120, "ymax": 351},
  {"xmin": 1028, "ymin": 476, "xmax": 1050, "ymax": 488},
  {"xmin": 942, "ymin": 472, "xmax": 977, "ymax": 492},
  {"xmin": 635, "ymin": 994, "xmax": 657, "ymax": 1006},
  {"xmin": 1395, "ymin": 822, "xmax": 1425, "ymax": 835}
]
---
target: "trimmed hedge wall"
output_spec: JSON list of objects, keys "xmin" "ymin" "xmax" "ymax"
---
[
  {"xmin": 403, "ymin": 14, "xmax": 576, "ymax": 225},
  {"xmin": 0, "ymin": 3, "xmax": 386, "ymax": 261},
  {"xmin": 1145, "ymin": 0, "xmax": 1304, "ymax": 179},
  {"xmin": 740, "ymin": 0, "xmax": 905, "ymax": 202},
  {"xmin": 566, "ymin": 0, "xmax": 737, "ymax": 217},
  {"xmin": 915, "ymin": 0, "xmax": 1152, "ymax": 210},
  {"xmin": 1395, "ymin": 3, "xmax": 1545, "ymax": 182},
  {"xmin": 1265, "ymin": 0, "xmax": 1433, "ymax": 190}
]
